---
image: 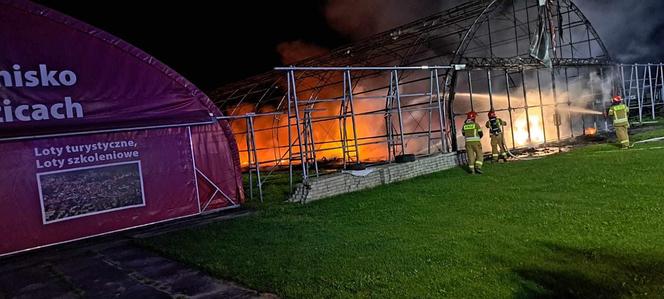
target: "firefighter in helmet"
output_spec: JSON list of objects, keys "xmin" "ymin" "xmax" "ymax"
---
[
  {"xmin": 462, "ymin": 111, "xmax": 484, "ymax": 174},
  {"xmin": 608, "ymin": 95, "xmax": 630, "ymax": 148},
  {"xmin": 485, "ymin": 110, "xmax": 508, "ymax": 162}
]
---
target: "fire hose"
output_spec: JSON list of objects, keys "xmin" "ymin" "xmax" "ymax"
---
[
  {"xmin": 501, "ymin": 134, "xmax": 520, "ymax": 159},
  {"xmin": 633, "ymin": 136, "xmax": 664, "ymax": 144}
]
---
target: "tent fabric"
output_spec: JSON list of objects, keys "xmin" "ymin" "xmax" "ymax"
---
[
  {"xmin": 0, "ymin": 0, "xmax": 244, "ymax": 256},
  {"xmin": 0, "ymin": 0, "xmax": 225, "ymax": 137}
]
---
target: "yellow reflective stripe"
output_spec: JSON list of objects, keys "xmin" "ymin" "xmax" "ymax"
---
[
  {"xmin": 464, "ymin": 123, "xmax": 480, "ymax": 137},
  {"xmin": 492, "ymin": 154, "xmax": 499, "ymax": 157},
  {"xmin": 475, "ymin": 161, "xmax": 484, "ymax": 166},
  {"xmin": 466, "ymin": 137, "xmax": 481, "ymax": 141},
  {"xmin": 612, "ymin": 105, "xmax": 628, "ymax": 122},
  {"xmin": 620, "ymin": 140, "xmax": 630, "ymax": 144}
]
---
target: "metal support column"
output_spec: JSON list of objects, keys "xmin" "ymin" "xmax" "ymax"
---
[
  {"xmin": 245, "ymin": 114, "xmax": 263, "ymax": 202},
  {"xmin": 648, "ymin": 64, "xmax": 656, "ymax": 120},
  {"xmin": 288, "ymin": 70, "xmax": 309, "ymax": 194},
  {"xmin": 506, "ymin": 70, "xmax": 516, "ymax": 149},
  {"xmin": 434, "ymin": 69, "xmax": 447, "ymax": 152},
  {"xmin": 286, "ymin": 71, "xmax": 294, "ymax": 192},
  {"xmin": 517, "ymin": 69, "xmax": 532, "ymax": 145},
  {"xmin": 428, "ymin": 70, "xmax": 434, "ymax": 155},
  {"xmin": 536, "ymin": 69, "xmax": 547, "ymax": 145},
  {"xmin": 635, "ymin": 65, "xmax": 643, "ymax": 124},
  {"xmin": 345, "ymin": 70, "xmax": 361, "ymax": 165},
  {"xmin": 551, "ymin": 69, "xmax": 562, "ymax": 141}
]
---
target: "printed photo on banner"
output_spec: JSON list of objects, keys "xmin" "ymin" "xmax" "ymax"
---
[{"xmin": 37, "ymin": 161, "xmax": 145, "ymax": 224}]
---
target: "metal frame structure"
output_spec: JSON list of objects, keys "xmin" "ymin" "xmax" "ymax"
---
[
  {"xmin": 206, "ymin": 0, "xmax": 660, "ymax": 199},
  {"xmin": 620, "ymin": 63, "xmax": 664, "ymax": 124},
  {"xmin": 282, "ymin": 66, "xmax": 454, "ymax": 185}
]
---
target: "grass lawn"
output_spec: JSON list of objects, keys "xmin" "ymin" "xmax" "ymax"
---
[{"xmin": 140, "ymin": 128, "xmax": 664, "ymax": 298}]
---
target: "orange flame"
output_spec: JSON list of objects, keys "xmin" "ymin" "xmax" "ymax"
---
[
  {"xmin": 512, "ymin": 114, "xmax": 545, "ymax": 146},
  {"xmin": 229, "ymin": 102, "xmax": 392, "ymax": 168},
  {"xmin": 228, "ymin": 81, "xmax": 394, "ymax": 168}
]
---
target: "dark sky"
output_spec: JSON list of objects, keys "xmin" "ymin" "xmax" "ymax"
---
[
  {"xmin": 32, "ymin": 1, "xmax": 664, "ymax": 92},
  {"xmin": 32, "ymin": 1, "xmax": 348, "ymax": 91}
]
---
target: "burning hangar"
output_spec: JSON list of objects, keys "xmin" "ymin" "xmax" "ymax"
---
[{"xmin": 210, "ymin": 0, "xmax": 663, "ymax": 200}]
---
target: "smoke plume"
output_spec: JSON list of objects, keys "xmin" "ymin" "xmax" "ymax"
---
[
  {"xmin": 276, "ymin": 40, "xmax": 329, "ymax": 65},
  {"xmin": 322, "ymin": 0, "xmax": 663, "ymax": 62},
  {"xmin": 574, "ymin": 0, "xmax": 664, "ymax": 62},
  {"xmin": 324, "ymin": 0, "xmax": 458, "ymax": 39}
]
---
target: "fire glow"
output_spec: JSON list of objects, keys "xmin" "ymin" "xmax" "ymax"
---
[
  {"xmin": 229, "ymin": 68, "xmax": 611, "ymax": 167},
  {"xmin": 456, "ymin": 90, "xmax": 604, "ymax": 147},
  {"xmin": 230, "ymin": 95, "xmax": 391, "ymax": 167},
  {"xmin": 512, "ymin": 114, "xmax": 545, "ymax": 146}
]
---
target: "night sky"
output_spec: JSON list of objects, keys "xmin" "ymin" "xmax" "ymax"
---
[
  {"xmin": 32, "ymin": 1, "xmax": 348, "ymax": 91},
  {"xmin": 32, "ymin": 1, "xmax": 664, "ymax": 92}
]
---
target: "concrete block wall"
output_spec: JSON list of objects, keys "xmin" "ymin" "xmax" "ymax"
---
[{"xmin": 289, "ymin": 152, "xmax": 460, "ymax": 203}]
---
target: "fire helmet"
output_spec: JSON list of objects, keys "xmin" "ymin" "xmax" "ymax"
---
[
  {"xmin": 466, "ymin": 111, "xmax": 477, "ymax": 120},
  {"xmin": 612, "ymin": 95, "xmax": 622, "ymax": 104},
  {"xmin": 488, "ymin": 110, "xmax": 497, "ymax": 118}
]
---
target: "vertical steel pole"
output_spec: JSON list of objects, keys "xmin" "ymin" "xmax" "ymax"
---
[
  {"xmin": 428, "ymin": 70, "xmax": 434, "ymax": 155},
  {"xmin": 648, "ymin": 64, "xmax": 656, "ymax": 120},
  {"xmin": 518, "ymin": 69, "xmax": 531, "ymax": 145},
  {"xmin": 536, "ymin": 70, "xmax": 547, "ymax": 144},
  {"xmin": 434, "ymin": 69, "xmax": 447, "ymax": 152},
  {"xmin": 641, "ymin": 65, "xmax": 649, "ymax": 120},
  {"xmin": 599, "ymin": 67, "xmax": 608, "ymax": 131},
  {"xmin": 627, "ymin": 64, "xmax": 634, "ymax": 113},
  {"xmin": 468, "ymin": 71, "xmax": 475, "ymax": 108},
  {"xmin": 635, "ymin": 64, "xmax": 643, "ymax": 124},
  {"xmin": 627, "ymin": 65, "xmax": 635, "ymax": 107},
  {"xmin": 249, "ymin": 115, "xmax": 263, "ymax": 202},
  {"xmin": 386, "ymin": 73, "xmax": 395, "ymax": 162},
  {"xmin": 551, "ymin": 69, "xmax": 561, "ymax": 142},
  {"xmin": 487, "ymin": 69, "xmax": 494, "ymax": 109},
  {"xmin": 286, "ymin": 72, "xmax": 294, "ymax": 192},
  {"xmin": 340, "ymin": 71, "xmax": 348, "ymax": 167},
  {"xmin": 588, "ymin": 68, "xmax": 596, "ymax": 131},
  {"xmin": 394, "ymin": 70, "xmax": 406, "ymax": 156},
  {"xmin": 306, "ymin": 111, "xmax": 319, "ymax": 177},
  {"xmin": 504, "ymin": 70, "xmax": 516, "ymax": 148},
  {"xmin": 620, "ymin": 64, "xmax": 627, "ymax": 100},
  {"xmin": 447, "ymin": 71, "xmax": 459, "ymax": 152},
  {"xmin": 564, "ymin": 68, "xmax": 573, "ymax": 138},
  {"xmin": 655, "ymin": 65, "xmax": 662, "ymax": 108},
  {"xmin": 245, "ymin": 116, "xmax": 253, "ymax": 201},
  {"xmin": 289, "ymin": 70, "xmax": 308, "ymax": 183},
  {"xmin": 346, "ymin": 71, "xmax": 361, "ymax": 163}
]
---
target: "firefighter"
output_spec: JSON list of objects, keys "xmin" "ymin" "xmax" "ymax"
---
[
  {"xmin": 608, "ymin": 95, "xmax": 630, "ymax": 148},
  {"xmin": 485, "ymin": 110, "xmax": 508, "ymax": 162},
  {"xmin": 462, "ymin": 111, "xmax": 484, "ymax": 174}
]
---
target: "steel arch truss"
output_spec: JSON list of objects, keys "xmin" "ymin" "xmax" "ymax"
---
[{"xmin": 208, "ymin": 0, "xmax": 657, "ymax": 197}]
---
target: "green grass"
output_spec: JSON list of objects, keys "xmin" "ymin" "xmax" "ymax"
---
[{"xmin": 140, "ymin": 129, "xmax": 664, "ymax": 298}]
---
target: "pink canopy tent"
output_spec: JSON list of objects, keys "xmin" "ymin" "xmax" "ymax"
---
[{"xmin": 0, "ymin": 0, "xmax": 244, "ymax": 256}]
